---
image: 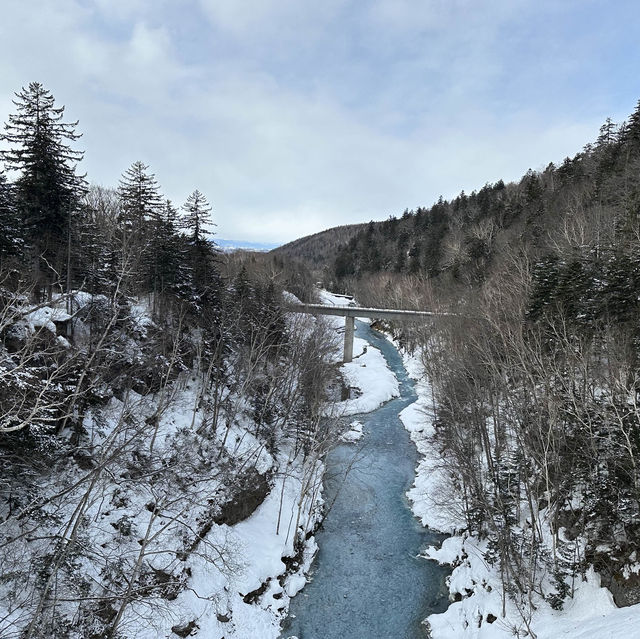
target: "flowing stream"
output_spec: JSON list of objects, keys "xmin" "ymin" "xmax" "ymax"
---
[{"xmin": 281, "ymin": 321, "xmax": 450, "ymax": 639}]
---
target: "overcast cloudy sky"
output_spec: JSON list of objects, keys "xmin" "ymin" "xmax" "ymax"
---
[{"xmin": 1, "ymin": 0, "xmax": 638, "ymax": 245}]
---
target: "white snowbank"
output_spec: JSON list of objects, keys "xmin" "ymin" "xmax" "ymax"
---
[
  {"xmin": 340, "ymin": 420, "xmax": 364, "ymax": 443},
  {"xmin": 24, "ymin": 305, "xmax": 70, "ymax": 333},
  {"xmin": 397, "ymin": 348, "xmax": 464, "ymax": 534},
  {"xmin": 391, "ymin": 337, "xmax": 640, "ymax": 639},
  {"xmin": 317, "ymin": 290, "xmax": 399, "ymax": 416},
  {"xmin": 336, "ymin": 339, "xmax": 399, "ymax": 415}
]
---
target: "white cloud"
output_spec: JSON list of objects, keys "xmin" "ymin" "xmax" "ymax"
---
[
  {"xmin": 0, "ymin": 0, "xmax": 636, "ymax": 244},
  {"xmin": 93, "ymin": 0, "xmax": 149, "ymax": 21},
  {"xmin": 127, "ymin": 23, "xmax": 170, "ymax": 67},
  {"xmin": 196, "ymin": 0, "xmax": 341, "ymax": 38}
]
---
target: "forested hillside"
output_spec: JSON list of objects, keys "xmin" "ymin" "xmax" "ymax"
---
[
  {"xmin": 271, "ymin": 223, "xmax": 367, "ymax": 279},
  {"xmin": 326, "ymin": 101, "xmax": 640, "ymax": 621},
  {"xmin": 331, "ymin": 106, "xmax": 640, "ymax": 299},
  {"xmin": 0, "ymin": 82, "xmax": 340, "ymax": 638}
]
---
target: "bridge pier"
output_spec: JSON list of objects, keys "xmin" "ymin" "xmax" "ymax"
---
[
  {"xmin": 290, "ymin": 302, "xmax": 446, "ymax": 364},
  {"xmin": 343, "ymin": 316, "xmax": 355, "ymax": 363}
]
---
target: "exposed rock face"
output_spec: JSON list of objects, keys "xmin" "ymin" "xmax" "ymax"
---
[
  {"xmin": 171, "ymin": 620, "xmax": 198, "ymax": 637},
  {"xmin": 214, "ymin": 470, "xmax": 271, "ymax": 526},
  {"xmin": 593, "ymin": 550, "xmax": 640, "ymax": 608},
  {"xmin": 607, "ymin": 571, "xmax": 640, "ymax": 608}
]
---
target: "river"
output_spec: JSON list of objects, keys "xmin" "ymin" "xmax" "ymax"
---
[{"xmin": 281, "ymin": 321, "xmax": 450, "ymax": 639}]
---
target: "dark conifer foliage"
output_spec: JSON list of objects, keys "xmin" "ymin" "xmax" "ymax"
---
[
  {"xmin": 324, "ymin": 104, "xmax": 640, "ymax": 297},
  {"xmin": 320, "ymin": 102, "xmax": 640, "ymax": 610},
  {"xmin": 153, "ymin": 199, "xmax": 190, "ymax": 301},
  {"xmin": 0, "ymin": 171, "xmax": 20, "ymax": 266},
  {"xmin": 117, "ymin": 160, "xmax": 163, "ymax": 232},
  {"xmin": 181, "ymin": 189, "xmax": 213, "ymax": 244},
  {"xmin": 177, "ymin": 189, "xmax": 223, "ymax": 321},
  {"xmin": 116, "ymin": 161, "xmax": 166, "ymax": 296},
  {"xmin": 0, "ymin": 83, "xmax": 331, "ymax": 639},
  {"xmin": 0, "ymin": 82, "xmax": 86, "ymax": 296}
]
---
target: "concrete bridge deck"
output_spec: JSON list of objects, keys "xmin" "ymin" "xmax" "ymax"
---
[{"xmin": 290, "ymin": 303, "xmax": 451, "ymax": 362}]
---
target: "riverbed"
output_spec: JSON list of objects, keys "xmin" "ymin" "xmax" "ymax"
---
[{"xmin": 281, "ymin": 321, "xmax": 449, "ymax": 639}]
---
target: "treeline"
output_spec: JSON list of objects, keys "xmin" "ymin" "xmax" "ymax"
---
[
  {"xmin": 1, "ymin": 82, "xmax": 235, "ymax": 316},
  {"xmin": 0, "ymin": 81, "xmax": 320, "ymax": 438},
  {"xmin": 345, "ymin": 101, "xmax": 640, "ymax": 618},
  {"xmin": 0, "ymin": 83, "xmax": 334, "ymax": 637},
  {"xmin": 272, "ymin": 223, "xmax": 367, "ymax": 277},
  {"xmin": 333, "ymin": 105, "xmax": 640, "ymax": 295}
]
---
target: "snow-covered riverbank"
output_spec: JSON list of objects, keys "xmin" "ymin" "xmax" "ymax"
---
[
  {"xmin": 283, "ymin": 317, "xmax": 449, "ymax": 639},
  {"xmin": 318, "ymin": 289, "xmax": 399, "ymax": 418},
  {"xmin": 393, "ymin": 342, "xmax": 640, "ymax": 639},
  {"xmin": 0, "ymin": 289, "xmax": 405, "ymax": 639},
  {"xmin": 189, "ymin": 292, "xmax": 403, "ymax": 639}
]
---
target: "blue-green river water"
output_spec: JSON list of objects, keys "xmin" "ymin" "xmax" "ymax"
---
[{"xmin": 281, "ymin": 322, "xmax": 449, "ymax": 639}]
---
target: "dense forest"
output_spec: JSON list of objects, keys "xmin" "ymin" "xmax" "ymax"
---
[
  {"xmin": 314, "ymin": 101, "xmax": 640, "ymax": 617},
  {"xmin": 274, "ymin": 223, "xmax": 366, "ymax": 277},
  {"xmin": 0, "ymin": 82, "xmax": 337, "ymax": 638}
]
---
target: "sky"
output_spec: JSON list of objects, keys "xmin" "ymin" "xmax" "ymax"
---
[{"xmin": 0, "ymin": 0, "xmax": 639, "ymax": 246}]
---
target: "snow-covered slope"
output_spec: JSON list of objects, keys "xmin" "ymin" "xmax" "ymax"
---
[{"xmin": 393, "ymin": 342, "xmax": 640, "ymax": 639}]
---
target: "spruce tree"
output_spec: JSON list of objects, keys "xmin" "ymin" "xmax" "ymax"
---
[
  {"xmin": 117, "ymin": 161, "xmax": 163, "ymax": 233},
  {"xmin": 73, "ymin": 202, "xmax": 111, "ymax": 296},
  {"xmin": 0, "ymin": 82, "xmax": 86, "ymax": 296},
  {"xmin": 623, "ymin": 99, "xmax": 640, "ymax": 147},
  {"xmin": 152, "ymin": 199, "xmax": 190, "ymax": 314},
  {"xmin": 0, "ymin": 171, "xmax": 20, "ymax": 267},
  {"xmin": 117, "ymin": 161, "xmax": 164, "ymax": 294},
  {"xmin": 179, "ymin": 190, "xmax": 222, "ymax": 325},
  {"xmin": 181, "ymin": 189, "xmax": 213, "ymax": 245}
]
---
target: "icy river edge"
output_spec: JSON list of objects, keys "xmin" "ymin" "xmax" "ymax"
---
[
  {"xmin": 280, "ymin": 318, "xmax": 450, "ymax": 639},
  {"xmin": 387, "ymin": 335, "xmax": 640, "ymax": 639},
  {"xmin": 280, "ymin": 303, "xmax": 640, "ymax": 639}
]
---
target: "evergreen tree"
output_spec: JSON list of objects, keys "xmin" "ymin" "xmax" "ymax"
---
[
  {"xmin": 179, "ymin": 190, "xmax": 222, "ymax": 326},
  {"xmin": 0, "ymin": 82, "xmax": 85, "ymax": 295},
  {"xmin": 117, "ymin": 161, "xmax": 163, "ymax": 233},
  {"xmin": 0, "ymin": 171, "xmax": 20, "ymax": 267},
  {"xmin": 116, "ymin": 161, "xmax": 164, "ymax": 294},
  {"xmin": 72, "ymin": 191, "xmax": 117, "ymax": 297},
  {"xmin": 623, "ymin": 99, "xmax": 640, "ymax": 148},
  {"xmin": 181, "ymin": 189, "xmax": 213, "ymax": 244},
  {"xmin": 152, "ymin": 199, "xmax": 190, "ymax": 311}
]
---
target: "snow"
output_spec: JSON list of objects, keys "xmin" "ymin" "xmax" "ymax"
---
[
  {"xmin": 24, "ymin": 304, "xmax": 70, "ymax": 333},
  {"xmin": 425, "ymin": 538, "xmax": 640, "ymax": 639},
  {"xmin": 0, "ymin": 293, "xmax": 334, "ymax": 639},
  {"xmin": 397, "ymin": 347, "xmax": 464, "ymax": 534},
  {"xmin": 75, "ymin": 382, "xmax": 325, "ymax": 639},
  {"xmin": 340, "ymin": 420, "xmax": 364, "ymax": 443},
  {"xmin": 282, "ymin": 291, "xmax": 302, "ymax": 305},
  {"xmin": 285, "ymin": 573, "xmax": 308, "ymax": 598},
  {"xmin": 141, "ymin": 289, "xmax": 406, "ymax": 638},
  {"xmin": 14, "ymin": 287, "xmax": 636, "ymax": 639},
  {"xmin": 327, "ymin": 340, "xmax": 399, "ymax": 416},
  {"xmin": 129, "ymin": 300, "xmax": 155, "ymax": 335},
  {"xmin": 145, "ymin": 450, "xmax": 326, "ymax": 639},
  {"xmin": 317, "ymin": 289, "xmax": 399, "ymax": 417},
  {"xmin": 389, "ymin": 336, "xmax": 640, "ymax": 639},
  {"xmin": 316, "ymin": 290, "xmax": 355, "ymax": 308}
]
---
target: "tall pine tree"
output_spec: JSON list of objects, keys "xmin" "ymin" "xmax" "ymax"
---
[
  {"xmin": 117, "ymin": 161, "xmax": 163, "ymax": 233},
  {"xmin": 0, "ymin": 82, "xmax": 86, "ymax": 297},
  {"xmin": 116, "ymin": 161, "xmax": 164, "ymax": 295},
  {"xmin": 0, "ymin": 171, "xmax": 20, "ymax": 268},
  {"xmin": 180, "ymin": 189, "xmax": 222, "ymax": 326},
  {"xmin": 181, "ymin": 189, "xmax": 213, "ymax": 244}
]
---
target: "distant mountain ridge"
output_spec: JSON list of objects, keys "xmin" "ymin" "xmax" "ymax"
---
[{"xmin": 215, "ymin": 238, "xmax": 281, "ymax": 252}]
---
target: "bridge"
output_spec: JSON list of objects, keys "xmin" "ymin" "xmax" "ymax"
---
[{"xmin": 290, "ymin": 302, "xmax": 452, "ymax": 363}]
